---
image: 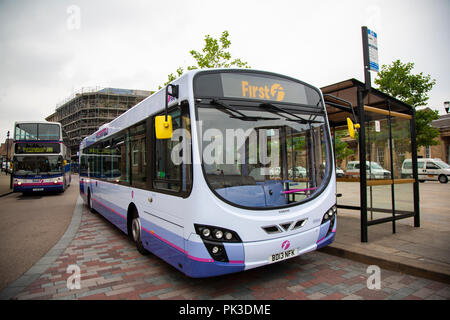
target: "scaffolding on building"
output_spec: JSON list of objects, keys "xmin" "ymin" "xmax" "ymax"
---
[{"xmin": 46, "ymin": 87, "xmax": 152, "ymax": 163}]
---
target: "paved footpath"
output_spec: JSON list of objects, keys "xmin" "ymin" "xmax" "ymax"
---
[
  {"xmin": 6, "ymin": 199, "xmax": 450, "ymax": 300},
  {"xmin": 0, "ymin": 174, "xmax": 12, "ymax": 196}
]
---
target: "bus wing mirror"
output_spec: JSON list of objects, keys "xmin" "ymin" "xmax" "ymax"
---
[
  {"xmin": 347, "ymin": 117, "xmax": 360, "ymax": 139},
  {"xmin": 156, "ymin": 83, "xmax": 178, "ymax": 140},
  {"xmin": 155, "ymin": 115, "xmax": 173, "ymax": 139},
  {"xmin": 167, "ymin": 84, "xmax": 179, "ymax": 98}
]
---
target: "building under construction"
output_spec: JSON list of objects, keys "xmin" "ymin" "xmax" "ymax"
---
[{"xmin": 46, "ymin": 87, "xmax": 152, "ymax": 162}]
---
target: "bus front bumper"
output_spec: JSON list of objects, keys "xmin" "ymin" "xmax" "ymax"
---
[
  {"xmin": 184, "ymin": 220, "xmax": 336, "ymax": 278},
  {"xmin": 14, "ymin": 183, "xmax": 63, "ymax": 193},
  {"xmin": 243, "ymin": 221, "xmax": 336, "ymax": 271}
]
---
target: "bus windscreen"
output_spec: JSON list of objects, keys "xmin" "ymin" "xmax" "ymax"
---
[
  {"xmin": 15, "ymin": 123, "xmax": 60, "ymax": 141},
  {"xmin": 13, "ymin": 155, "xmax": 63, "ymax": 176}
]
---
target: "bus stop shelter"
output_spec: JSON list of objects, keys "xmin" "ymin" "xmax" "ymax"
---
[{"xmin": 321, "ymin": 79, "xmax": 420, "ymax": 242}]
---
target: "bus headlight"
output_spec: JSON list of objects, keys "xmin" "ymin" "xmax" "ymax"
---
[
  {"xmin": 194, "ymin": 224, "xmax": 241, "ymax": 243},
  {"xmin": 202, "ymin": 228, "xmax": 211, "ymax": 237},
  {"xmin": 321, "ymin": 205, "xmax": 337, "ymax": 235},
  {"xmin": 214, "ymin": 230, "xmax": 223, "ymax": 239},
  {"xmin": 203, "ymin": 241, "xmax": 227, "ymax": 262}
]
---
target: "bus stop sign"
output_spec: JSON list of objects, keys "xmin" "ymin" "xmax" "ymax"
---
[{"xmin": 367, "ymin": 28, "xmax": 379, "ymax": 72}]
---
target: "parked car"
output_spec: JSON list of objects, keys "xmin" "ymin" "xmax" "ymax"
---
[
  {"xmin": 345, "ymin": 161, "xmax": 391, "ymax": 179},
  {"xmin": 269, "ymin": 166, "xmax": 281, "ymax": 176},
  {"xmin": 288, "ymin": 166, "xmax": 307, "ymax": 178},
  {"xmin": 336, "ymin": 166, "xmax": 345, "ymax": 178},
  {"xmin": 402, "ymin": 158, "xmax": 450, "ymax": 183}
]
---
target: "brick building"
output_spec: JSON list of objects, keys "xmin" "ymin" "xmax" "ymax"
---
[
  {"xmin": 0, "ymin": 138, "xmax": 13, "ymax": 165},
  {"xmin": 418, "ymin": 113, "xmax": 450, "ymax": 163}
]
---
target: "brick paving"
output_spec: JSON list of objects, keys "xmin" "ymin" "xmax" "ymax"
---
[{"xmin": 11, "ymin": 204, "xmax": 450, "ymax": 300}]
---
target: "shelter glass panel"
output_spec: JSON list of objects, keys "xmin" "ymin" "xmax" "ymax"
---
[
  {"xmin": 364, "ymin": 109, "xmax": 392, "ymax": 218},
  {"xmin": 394, "ymin": 183, "xmax": 414, "ymax": 213},
  {"xmin": 391, "ymin": 117, "xmax": 412, "ymax": 179},
  {"xmin": 334, "ymin": 126, "xmax": 360, "ymax": 208}
]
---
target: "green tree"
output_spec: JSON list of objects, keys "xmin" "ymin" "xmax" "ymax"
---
[
  {"xmin": 415, "ymin": 108, "xmax": 440, "ymax": 149},
  {"xmin": 374, "ymin": 59, "xmax": 439, "ymax": 150},
  {"xmin": 334, "ymin": 135, "xmax": 354, "ymax": 161},
  {"xmin": 374, "ymin": 59, "xmax": 436, "ymax": 107},
  {"xmin": 161, "ymin": 31, "xmax": 250, "ymax": 88}
]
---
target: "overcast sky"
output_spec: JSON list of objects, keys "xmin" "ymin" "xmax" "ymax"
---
[{"xmin": 0, "ymin": 0, "xmax": 448, "ymax": 143}]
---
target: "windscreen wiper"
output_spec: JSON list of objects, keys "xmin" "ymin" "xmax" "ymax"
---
[
  {"xmin": 210, "ymin": 99, "xmax": 279, "ymax": 121},
  {"xmin": 259, "ymin": 103, "xmax": 323, "ymax": 124}
]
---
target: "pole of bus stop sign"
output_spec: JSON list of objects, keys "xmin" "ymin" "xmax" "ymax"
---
[
  {"xmin": 5, "ymin": 130, "xmax": 9, "ymax": 175},
  {"xmin": 7, "ymin": 130, "xmax": 13, "ymax": 189},
  {"xmin": 360, "ymin": 26, "xmax": 373, "ymax": 242}
]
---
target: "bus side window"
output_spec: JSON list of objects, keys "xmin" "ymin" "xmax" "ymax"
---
[
  {"xmin": 130, "ymin": 122, "xmax": 147, "ymax": 189},
  {"xmin": 152, "ymin": 103, "xmax": 192, "ymax": 195},
  {"xmin": 153, "ymin": 108, "xmax": 182, "ymax": 192},
  {"xmin": 80, "ymin": 155, "xmax": 88, "ymax": 176},
  {"xmin": 111, "ymin": 132, "xmax": 130, "ymax": 185},
  {"xmin": 87, "ymin": 147, "xmax": 96, "ymax": 178},
  {"xmin": 101, "ymin": 140, "xmax": 112, "ymax": 180}
]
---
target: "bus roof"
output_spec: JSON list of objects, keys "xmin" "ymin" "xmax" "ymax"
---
[
  {"xmin": 80, "ymin": 68, "xmax": 322, "ymax": 150},
  {"xmin": 80, "ymin": 71, "xmax": 192, "ymax": 149},
  {"xmin": 14, "ymin": 121, "xmax": 61, "ymax": 125}
]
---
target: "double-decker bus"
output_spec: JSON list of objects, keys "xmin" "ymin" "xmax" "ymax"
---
[
  {"xmin": 79, "ymin": 69, "xmax": 336, "ymax": 278},
  {"xmin": 13, "ymin": 121, "xmax": 71, "ymax": 194}
]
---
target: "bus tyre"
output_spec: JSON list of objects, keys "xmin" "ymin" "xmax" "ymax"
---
[
  {"xmin": 87, "ymin": 190, "xmax": 95, "ymax": 213},
  {"xmin": 132, "ymin": 212, "xmax": 148, "ymax": 255},
  {"xmin": 438, "ymin": 175, "xmax": 448, "ymax": 184}
]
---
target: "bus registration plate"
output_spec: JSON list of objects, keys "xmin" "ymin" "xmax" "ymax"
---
[
  {"xmin": 269, "ymin": 248, "xmax": 298, "ymax": 263},
  {"xmin": 33, "ymin": 188, "xmax": 44, "ymax": 191}
]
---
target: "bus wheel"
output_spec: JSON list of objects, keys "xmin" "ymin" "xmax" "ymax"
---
[
  {"xmin": 438, "ymin": 175, "xmax": 448, "ymax": 184},
  {"xmin": 87, "ymin": 190, "xmax": 95, "ymax": 213},
  {"xmin": 131, "ymin": 211, "xmax": 148, "ymax": 255}
]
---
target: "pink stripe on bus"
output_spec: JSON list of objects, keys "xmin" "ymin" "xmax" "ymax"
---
[
  {"xmin": 92, "ymin": 198, "xmax": 126, "ymax": 219},
  {"xmin": 282, "ymin": 187, "xmax": 318, "ymax": 194},
  {"xmin": 142, "ymin": 227, "xmax": 187, "ymax": 254},
  {"xmin": 142, "ymin": 227, "xmax": 220, "ymax": 263}
]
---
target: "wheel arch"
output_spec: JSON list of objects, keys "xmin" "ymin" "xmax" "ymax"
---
[{"xmin": 127, "ymin": 202, "xmax": 138, "ymax": 237}]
